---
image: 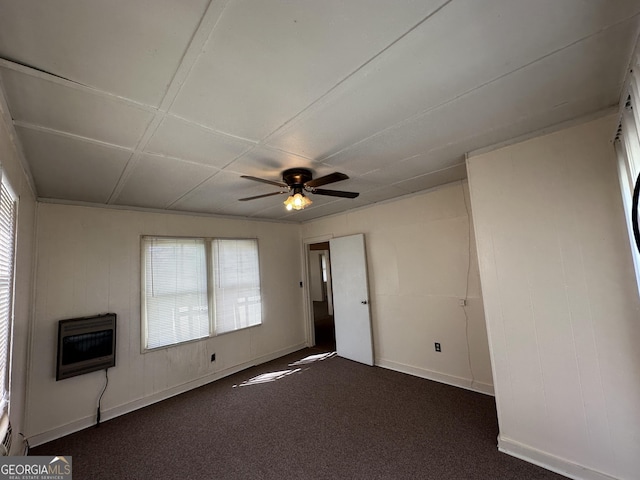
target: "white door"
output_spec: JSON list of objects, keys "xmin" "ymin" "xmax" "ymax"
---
[{"xmin": 329, "ymin": 234, "xmax": 374, "ymax": 366}]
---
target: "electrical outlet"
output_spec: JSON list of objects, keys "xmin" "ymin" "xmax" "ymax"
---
[
  {"xmin": 434, "ymin": 342, "xmax": 441, "ymax": 352},
  {"xmin": 211, "ymin": 353, "xmax": 216, "ymax": 362}
]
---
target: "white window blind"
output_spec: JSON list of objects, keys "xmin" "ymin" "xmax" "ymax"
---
[
  {"xmin": 615, "ymin": 51, "xmax": 640, "ymax": 295},
  {"xmin": 212, "ymin": 239, "xmax": 262, "ymax": 335},
  {"xmin": 0, "ymin": 180, "xmax": 16, "ymax": 414},
  {"xmin": 141, "ymin": 237, "xmax": 262, "ymax": 350},
  {"xmin": 142, "ymin": 238, "xmax": 210, "ymax": 349}
]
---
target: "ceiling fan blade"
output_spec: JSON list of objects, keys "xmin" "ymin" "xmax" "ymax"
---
[
  {"xmin": 239, "ymin": 191, "xmax": 288, "ymax": 201},
  {"xmin": 305, "ymin": 172, "xmax": 349, "ymax": 188},
  {"xmin": 312, "ymin": 188, "xmax": 359, "ymax": 199},
  {"xmin": 241, "ymin": 175, "xmax": 288, "ymax": 188}
]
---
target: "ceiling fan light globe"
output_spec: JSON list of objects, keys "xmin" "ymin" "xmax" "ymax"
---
[{"xmin": 283, "ymin": 192, "xmax": 312, "ymax": 211}]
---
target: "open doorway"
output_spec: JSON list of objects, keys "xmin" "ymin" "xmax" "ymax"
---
[{"xmin": 308, "ymin": 242, "xmax": 335, "ymax": 351}]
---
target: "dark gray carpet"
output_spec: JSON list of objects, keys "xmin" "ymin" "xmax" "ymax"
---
[{"xmin": 32, "ymin": 348, "xmax": 566, "ymax": 479}]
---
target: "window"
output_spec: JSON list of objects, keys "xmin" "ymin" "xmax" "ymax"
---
[
  {"xmin": 615, "ymin": 52, "xmax": 640, "ymax": 294},
  {"xmin": 142, "ymin": 238, "xmax": 209, "ymax": 350},
  {"xmin": 0, "ymin": 178, "xmax": 16, "ymax": 414},
  {"xmin": 212, "ymin": 239, "xmax": 262, "ymax": 335},
  {"xmin": 141, "ymin": 237, "xmax": 262, "ymax": 350}
]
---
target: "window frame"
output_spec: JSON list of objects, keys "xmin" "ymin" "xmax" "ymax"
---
[
  {"xmin": 210, "ymin": 238, "xmax": 263, "ymax": 336},
  {"xmin": 0, "ymin": 175, "xmax": 17, "ymax": 416},
  {"xmin": 615, "ymin": 51, "xmax": 640, "ymax": 296},
  {"xmin": 140, "ymin": 235, "xmax": 263, "ymax": 352}
]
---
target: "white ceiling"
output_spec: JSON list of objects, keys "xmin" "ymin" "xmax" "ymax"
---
[{"xmin": 0, "ymin": 1, "xmax": 638, "ymax": 222}]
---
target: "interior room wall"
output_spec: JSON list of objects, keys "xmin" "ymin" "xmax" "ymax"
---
[
  {"xmin": 0, "ymin": 95, "xmax": 36, "ymax": 454},
  {"xmin": 301, "ymin": 181, "xmax": 493, "ymax": 394},
  {"xmin": 0, "ymin": 94, "xmax": 36, "ymax": 455},
  {"xmin": 467, "ymin": 114, "xmax": 640, "ymax": 480},
  {"xmin": 27, "ymin": 204, "xmax": 305, "ymax": 445}
]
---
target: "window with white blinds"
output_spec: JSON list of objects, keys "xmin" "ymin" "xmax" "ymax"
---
[
  {"xmin": 615, "ymin": 51, "xmax": 640, "ymax": 295},
  {"xmin": 212, "ymin": 239, "xmax": 262, "ymax": 335},
  {"xmin": 141, "ymin": 237, "xmax": 262, "ymax": 350},
  {"xmin": 0, "ymin": 180, "xmax": 17, "ymax": 414}
]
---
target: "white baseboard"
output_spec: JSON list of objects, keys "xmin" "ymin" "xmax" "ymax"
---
[
  {"xmin": 29, "ymin": 343, "xmax": 307, "ymax": 447},
  {"xmin": 376, "ymin": 358, "xmax": 494, "ymax": 396},
  {"xmin": 498, "ymin": 435, "xmax": 619, "ymax": 480}
]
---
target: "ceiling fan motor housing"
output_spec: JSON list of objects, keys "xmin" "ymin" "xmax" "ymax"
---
[{"xmin": 282, "ymin": 168, "xmax": 313, "ymax": 188}]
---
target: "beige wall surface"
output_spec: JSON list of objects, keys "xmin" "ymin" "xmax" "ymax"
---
[
  {"xmin": 301, "ymin": 181, "xmax": 493, "ymax": 394},
  {"xmin": 468, "ymin": 114, "xmax": 640, "ymax": 480},
  {"xmin": 28, "ymin": 204, "xmax": 305, "ymax": 444}
]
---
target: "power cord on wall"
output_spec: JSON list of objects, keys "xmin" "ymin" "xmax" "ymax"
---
[
  {"xmin": 460, "ymin": 181, "xmax": 476, "ymax": 389},
  {"xmin": 96, "ymin": 368, "xmax": 109, "ymax": 427}
]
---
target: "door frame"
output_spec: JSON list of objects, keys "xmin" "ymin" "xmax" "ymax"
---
[{"xmin": 301, "ymin": 234, "xmax": 334, "ymax": 347}]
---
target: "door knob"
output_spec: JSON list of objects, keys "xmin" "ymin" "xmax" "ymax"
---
[{"xmin": 361, "ymin": 300, "xmax": 368, "ymax": 304}]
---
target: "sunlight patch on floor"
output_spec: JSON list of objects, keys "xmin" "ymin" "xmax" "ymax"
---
[
  {"xmin": 289, "ymin": 351, "xmax": 336, "ymax": 366},
  {"xmin": 234, "ymin": 368, "xmax": 301, "ymax": 387},
  {"xmin": 233, "ymin": 351, "xmax": 336, "ymax": 387}
]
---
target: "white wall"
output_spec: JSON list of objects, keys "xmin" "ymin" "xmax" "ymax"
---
[
  {"xmin": 0, "ymin": 92, "xmax": 37, "ymax": 454},
  {"xmin": 27, "ymin": 204, "xmax": 305, "ymax": 445},
  {"xmin": 467, "ymin": 114, "xmax": 640, "ymax": 480},
  {"xmin": 301, "ymin": 181, "xmax": 493, "ymax": 394}
]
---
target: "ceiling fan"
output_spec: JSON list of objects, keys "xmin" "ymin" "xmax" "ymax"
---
[{"xmin": 239, "ymin": 168, "xmax": 359, "ymax": 211}]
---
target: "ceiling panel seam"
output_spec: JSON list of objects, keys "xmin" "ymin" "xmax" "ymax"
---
[
  {"xmin": 141, "ymin": 151, "xmax": 228, "ymax": 171},
  {"xmin": 370, "ymin": 103, "xmax": 616, "ymax": 178},
  {"xmin": 167, "ymin": 112, "xmax": 260, "ymax": 145},
  {"xmin": 160, "ymin": 171, "xmax": 220, "ymax": 209},
  {"xmin": 390, "ymin": 162, "xmax": 466, "ymax": 187},
  {"xmin": 106, "ymin": 115, "xmax": 164, "ymax": 204},
  {"xmin": 164, "ymin": 169, "xmax": 224, "ymax": 209},
  {"xmin": 13, "ymin": 121, "xmax": 134, "ymax": 153},
  {"xmin": 256, "ymin": 0, "xmax": 455, "ymax": 147},
  {"xmin": 468, "ymin": 107, "xmax": 617, "ymax": 159},
  {"xmin": 0, "ymin": 59, "xmax": 261, "ymax": 165},
  {"xmin": 318, "ymin": 12, "xmax": 640, "ymax": 166},
  {"xmin": 0, "ymin": 58, "xmax": 156, "ymax": 113},
  {"xmin": 0, "ymin": 57, "xmax": 90, "ymax": 87},
  {"xmin": 145, "ymin": 112, "xmax": 259, "ymax": 171},
  {"xmin": 106, "ymin": 0, "xmax": 231, "ymax": 205},
  {"xmin": 0, "ymin": 81, "xmax": 37, "ymax": 195},
  {"xmin": 156, "ymin": 0, "xmax": 231, "ymax": 114}
]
